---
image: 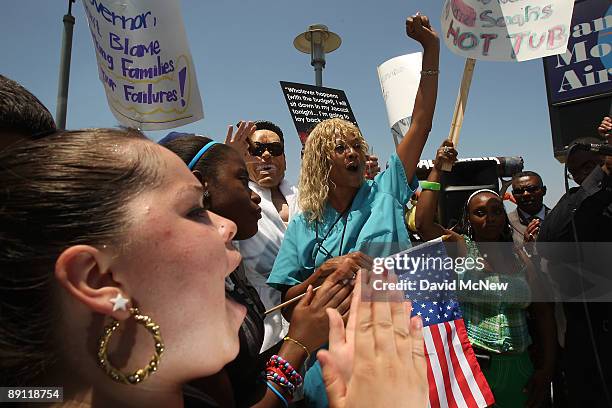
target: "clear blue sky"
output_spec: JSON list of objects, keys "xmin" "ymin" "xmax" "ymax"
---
[{"xmin": 1, "ymin": 0, "xmax": 575, "ymax": 206}]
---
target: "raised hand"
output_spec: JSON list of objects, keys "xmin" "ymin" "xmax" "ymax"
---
[
  {"xmin": 433, "ymin": 140, "xmax": 458, "ymax": 171},
  {"xmin": 406, "ymin": 13, "xmax": 439, "ymax": 49},
  {"xmin": 597, "ymin": 116, "xmax": 612, "ymax": 138},
  {"xmin": 288, "ymin": 260, "xmax": 357, "ymax": 353},
  {"xmin": 224, "ymin": 120, "xmax": 256, "ymax": 158},
  {"xmin": 523, "ymin": 218, "xmax": 541, "ymax": 243},
  {"xmin": 597, "ymin": 116, "xmax": 612, "ymax": 176},
  {"xmin": 318, "ymin": 270, "xmax": 428, "ymax": 408}
]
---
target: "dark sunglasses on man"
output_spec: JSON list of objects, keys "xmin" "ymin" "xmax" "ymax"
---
[
  {"xmin": 512, "ymin": 185, "xmax": 542, "ymax": 196},
  {"xmin": 248, "ymin": 141, "xmax": 284, "ymax": 157}
]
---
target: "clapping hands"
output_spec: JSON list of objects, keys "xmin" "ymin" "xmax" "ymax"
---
[{"xmin": 318, "ymin": 270, "xmax": 428, "ymax": 408}]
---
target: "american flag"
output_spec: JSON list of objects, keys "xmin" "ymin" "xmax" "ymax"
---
[{"xmin": 391, "ymin": 238, "xmax": 495, "ymax": 408}]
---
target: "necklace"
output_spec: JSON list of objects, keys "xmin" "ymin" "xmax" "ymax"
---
[{"xmin": 313, "ymin": 207, "xmax": 350, "ymax": 264}]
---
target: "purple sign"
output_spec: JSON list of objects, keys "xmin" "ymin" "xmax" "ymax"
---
[{"xmin": 543, "ymin": 0, "xmax": 612, "ymax": 104}]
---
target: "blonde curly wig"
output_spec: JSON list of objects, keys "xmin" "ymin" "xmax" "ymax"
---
[{"xmin": 298, "ymin": 118, "xmax": 368, "ymax": 224}]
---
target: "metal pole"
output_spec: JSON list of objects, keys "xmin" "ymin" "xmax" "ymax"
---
[
  {"xmin": 55, "ymin": 0, "xmax": 76, "ymax": 130},
  {"xmin": 310, "ymin": 32, "xmax": 325, "ymax": 87},
  {"xmin": 295, "ymin": 25, "xmax": 340, "ymax": 88}
]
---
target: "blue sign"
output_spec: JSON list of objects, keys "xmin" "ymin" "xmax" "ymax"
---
[{"xmin": 544, "ymin": 0, "xmax": 612, "ymax": 104}]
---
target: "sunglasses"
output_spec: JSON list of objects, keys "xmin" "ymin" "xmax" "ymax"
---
[
  {"xmin": 249, "ymin": 142, "xmax": 284, "ymax": 157},
  {"xmin": 512, "ymin": 185, "xmax": 541, "ymax": 195}
]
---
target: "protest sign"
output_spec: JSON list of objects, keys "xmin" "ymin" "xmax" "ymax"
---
[
  {"xmin": 82, "ymin": 0, "xmax": 203, "ymax": 130},
  {"xmin": 544, "ymin": 0, "xmax": 612, "ymax": 104},
  {"xmin": 279, "ymin": 81, "xmax": 357, "ymax": 145},
  {"xmin": 377, "ymin": 53, "xmax": 422, "ymax": 146},
  {"xmin": 441, "ymin": 0, "xmax": 574, "ymax": 62}
]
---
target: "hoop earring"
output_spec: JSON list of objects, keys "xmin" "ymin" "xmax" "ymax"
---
[{"xmin": 98, "ymin": 307, "xmax": 164, "ymax": 385}]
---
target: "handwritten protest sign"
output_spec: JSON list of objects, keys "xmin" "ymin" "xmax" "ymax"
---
[
  {"xmin": 441, "ymin": 0, "xmax": 574, "ymax": 62},
  {"xmin": 377, "ymin": 53, "xmax": 422, "ymax": 146},
  {"xmin": 544, "ymin": 0, "xmax": 612, "ymax": 104},
  {"xmin": 280, "ymin": 81, "xmax": 357, "ymax": 145},
  {"xmin": 82, "ymin": 0, "xmax": 203, "ymax": 130}
]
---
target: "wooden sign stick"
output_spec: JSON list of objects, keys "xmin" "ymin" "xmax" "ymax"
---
[{"xmin": 441, "ymin": 58, "xmax": 477, "ymax": 172}]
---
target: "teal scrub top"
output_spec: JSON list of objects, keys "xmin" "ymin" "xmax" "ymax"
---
[
  {"xmin": 267, "ymin": 153, "xmax": 418, "ymax": 408},
  {"xmin": 267, "ymin": 152, "xmax": 419, "ymax": 289}
]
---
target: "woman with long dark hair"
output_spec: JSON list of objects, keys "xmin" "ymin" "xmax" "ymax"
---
[{"xmin": 0, "ymin": 128, "xmax": 428, "ymax": 408}]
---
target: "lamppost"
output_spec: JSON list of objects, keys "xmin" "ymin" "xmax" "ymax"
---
[
  {"xmin": 293, "ymin": 24, "xmax": 341, "ymax": 87},
  {"xmin": 56, "ymin": 0, "xmax": 76, "ymax": 130}
]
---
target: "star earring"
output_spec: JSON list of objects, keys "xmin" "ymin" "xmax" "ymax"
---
[{"xmin": 109, "ymin": 292, "xmax": 129, "ymax": 312}]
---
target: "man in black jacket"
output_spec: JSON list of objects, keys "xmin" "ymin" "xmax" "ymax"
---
[{"xmin": 537, "ymin": 119, "xmax": 612, "ymax": 407}]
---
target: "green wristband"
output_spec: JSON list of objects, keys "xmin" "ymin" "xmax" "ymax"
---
[{"xmin": 420, "ymin": 181, "xmax": 441, "ymax": 191}]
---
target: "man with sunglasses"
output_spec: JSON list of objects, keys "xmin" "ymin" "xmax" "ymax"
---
[
  {"xmin": 536, "ymin": 119, "xmax": 612, "ymax": 407},
  {"xmin": 508, "ymin": 170, "xmax": 549, "ymax": 249}
]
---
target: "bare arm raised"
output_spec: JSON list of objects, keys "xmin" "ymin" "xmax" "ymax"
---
[{"xmin": 397, "ymin": 14, "xmax": 440, "ymax": 181}]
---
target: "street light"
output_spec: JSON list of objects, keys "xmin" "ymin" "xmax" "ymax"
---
[
  {"xmin": 293, "ymin": 24, "xmax": 341, "ymax": 87},
  {"xmin": 56, "ymin": 0, "xmax": 76, "ymax": 130}
]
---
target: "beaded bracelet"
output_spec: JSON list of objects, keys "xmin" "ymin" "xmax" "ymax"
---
[
  {"xmin": 266, "ymin": 355, "xmax": 303, "ymax": 386},
  {"xmin": 266, "ymin": 368, "xmax": 296, "ymax": 394}
]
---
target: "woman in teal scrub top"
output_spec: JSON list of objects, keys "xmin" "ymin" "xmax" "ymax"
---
[{"xmin": 267, "ymin": 13, "xmax": 440, "ymax": 407}]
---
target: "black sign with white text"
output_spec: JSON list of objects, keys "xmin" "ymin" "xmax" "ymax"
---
[{"xmin": 280, "ymin": 81, "xmax": 358, "ymax": 145}]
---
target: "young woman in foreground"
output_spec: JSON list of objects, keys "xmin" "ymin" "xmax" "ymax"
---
[{"xmin": 0, "ymin": 128, "xmax": 427, "ymax": 407}]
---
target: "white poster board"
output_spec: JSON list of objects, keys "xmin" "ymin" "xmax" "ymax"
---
[
  {"xmin": 377, "ymin": 53, "xmax": 422, "ymax": 146},
  {"xmin": 82, "ymin": 0, "xmax": 203, "ymax": 130},
  {"xmin": 441, "ymin": 0, "xmax": 574, "ymax": 62}
]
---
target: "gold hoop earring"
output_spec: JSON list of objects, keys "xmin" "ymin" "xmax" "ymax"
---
[{"xmin": 98, "ymin": 307, "xmax": 164, "ymax": 385}]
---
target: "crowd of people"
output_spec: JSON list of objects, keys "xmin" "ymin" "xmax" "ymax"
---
[{"xmin": 1, "ymin": 11, "xmax": 611, "ymax": 408}]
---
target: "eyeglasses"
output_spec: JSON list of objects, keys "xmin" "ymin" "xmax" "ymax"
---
[
  {"xmin": 512, "ymin": 185, "xmax": 541, "ymax": 196},
  {"xmin": 248, "ymin": 142, "xmax": 284, "ymax": 157}
]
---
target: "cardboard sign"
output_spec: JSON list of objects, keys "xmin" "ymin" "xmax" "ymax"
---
[
  {"xmin": 280, "ymin": 81, "xmax": 358, "ymax": 145},
  {"xmin": 441, "ymin": 0, "xmax": 574, "ymax": 62},
  {"xmin": 377, "ymin": 53, "xmax": 422, "ymax": 146},
  {"xmin": 544, "ymin": 0, "xmax": 612, "ymax": 104},
  {"xmin": 82, "ymin": 0, "xmax": 203, "ymax": 130}
]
